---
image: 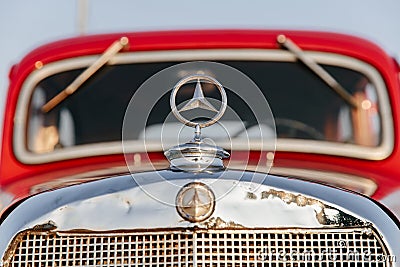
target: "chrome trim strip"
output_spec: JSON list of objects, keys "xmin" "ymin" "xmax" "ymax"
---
[
  {"xmin": 13, "ymin": 49, "xmax": 394, "ymax": 163},
  {"xmin": 25, "ymin": 163, "xmax": 377, "ymax": 197}
]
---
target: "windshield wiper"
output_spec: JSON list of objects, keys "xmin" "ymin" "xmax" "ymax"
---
[
  {"xmin": 42, "ymin": 36, "xmax": 129, "ymax": 113},
  {"xmin": 277, "ymin": 34, "xmax": 358, "ymax": 109}
]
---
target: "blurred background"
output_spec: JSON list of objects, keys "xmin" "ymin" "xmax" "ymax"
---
[{"xmin": 0, "ymin": 0, "xmax": 399, "ymax": 135}]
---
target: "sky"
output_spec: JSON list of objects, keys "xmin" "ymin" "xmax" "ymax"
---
[{"xmin": 0, "ymin": 0, "xmax": 399, "ymax": 133}]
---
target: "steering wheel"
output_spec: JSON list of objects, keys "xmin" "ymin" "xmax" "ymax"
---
[{"xmin": 275, "ymin": 118, "xmax": 325, "ymax": 140}]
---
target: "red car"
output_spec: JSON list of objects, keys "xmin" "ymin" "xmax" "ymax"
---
[{"xmin": 0, "ymin": 30, "xmax": 399, "ymax": 266}]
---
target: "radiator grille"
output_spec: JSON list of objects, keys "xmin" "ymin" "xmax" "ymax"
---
[{"xmin": 5, "ymin": 228, "xmax": 389, "ymax": 267}]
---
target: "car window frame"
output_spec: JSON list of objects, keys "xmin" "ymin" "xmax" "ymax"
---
[{"xmin": 13, "ymin": 49, "xmax": 394, "ymax": 164}]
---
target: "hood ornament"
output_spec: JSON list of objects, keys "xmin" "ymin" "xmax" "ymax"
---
[{"xmin": 165, "ymin": 74, "xmax": 230, "ymax": 171}]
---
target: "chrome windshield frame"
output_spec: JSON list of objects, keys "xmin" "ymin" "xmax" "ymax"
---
[{"xmin": 13, "ymin": 49, "xmax": 394, "ymax": 164}]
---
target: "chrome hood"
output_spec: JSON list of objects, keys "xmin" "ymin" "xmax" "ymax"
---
[{"xmin": 1, "ymin": 169, "xmax": 399, "ymax": 260}]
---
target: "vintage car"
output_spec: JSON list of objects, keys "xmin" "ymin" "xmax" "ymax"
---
[{"xmin": 0, "ymin": 30, "xmax": 399, "ymax": 266}]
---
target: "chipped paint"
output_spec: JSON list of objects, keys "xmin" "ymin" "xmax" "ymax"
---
[{"xmin": 259, "ymin": 189, "xmax": 363, "ymax": 226}]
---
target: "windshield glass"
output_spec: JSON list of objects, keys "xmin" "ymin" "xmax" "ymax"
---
[{"xmin": 26, "ymin": 60, "xmax": 381, "ymax": 154}]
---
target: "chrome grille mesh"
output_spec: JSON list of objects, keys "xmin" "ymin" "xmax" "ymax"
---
[{"xmin": 6, "ymin": 228, "xmax": 388, "ymax": 267}]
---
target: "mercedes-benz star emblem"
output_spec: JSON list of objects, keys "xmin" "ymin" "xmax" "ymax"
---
[
  {"xmin": 176, "ymin": 182, "xmax": 215, "ymax": 222},
  {"xmin": 170, "ymin": 75, "xmax": 227, "ymax": 129}
]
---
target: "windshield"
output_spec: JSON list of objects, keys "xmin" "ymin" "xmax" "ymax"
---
[{"xmin": 26, "ymin": 59, "xmax": 382, "ymax": 154}]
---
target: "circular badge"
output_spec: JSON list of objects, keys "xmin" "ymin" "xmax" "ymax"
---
[
  {"xmin": 170, "ymin": 74, "xmax": 227, "ymax": 128},
  {"xmin": 176, "ymin": 182, "xmax": 215, "ymax": 222}
]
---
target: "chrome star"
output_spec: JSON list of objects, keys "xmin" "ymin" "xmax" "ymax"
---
[
  {"xmin": 176, "ymin": 182, "xmax": 215, "ymax": 222},
  {"xmin": 170, "ymin": 74, "xmax": 227, "ymax": 128},
  {"xmin": 178, "ymin": 80, "xmax": 218, "ymax": 112}
]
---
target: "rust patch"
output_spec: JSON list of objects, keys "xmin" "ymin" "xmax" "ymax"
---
[
  {"xmin": 200, "ymin": 217, "xmax": 244, "ymax": 229},
  {"xmin": 246, "ymin": 192, "xmax": 257, "ymax": 200}
]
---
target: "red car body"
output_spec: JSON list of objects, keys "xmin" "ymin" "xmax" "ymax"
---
[{"xmin": 1, "ymin": 29, "xmax": 400, "ymax": 203}]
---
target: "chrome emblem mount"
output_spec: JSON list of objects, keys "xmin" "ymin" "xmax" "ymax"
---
[
  {"xmin": 176, "ymin": 182, "xmax": 215, "ymax": 222},
  {"xmin": 165, "ymin": 75, "xmax": 230, "ymax": 171}
]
